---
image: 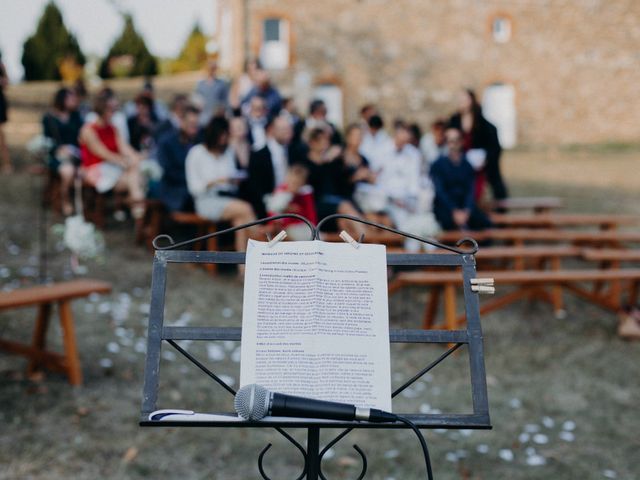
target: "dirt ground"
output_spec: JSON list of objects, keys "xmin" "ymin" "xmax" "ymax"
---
[{"xmin": 1, "ymin": 83, "xmax": 639, "ymax": 479}]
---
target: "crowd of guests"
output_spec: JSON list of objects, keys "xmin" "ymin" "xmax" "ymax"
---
[{"xmin": 38, "ymin": 58, "xmax": 508, "ymax": 251}]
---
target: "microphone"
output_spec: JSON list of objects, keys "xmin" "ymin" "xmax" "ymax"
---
[{"xmin": 234, "ymin": 384, "xmax": 397, "ymax": 423}]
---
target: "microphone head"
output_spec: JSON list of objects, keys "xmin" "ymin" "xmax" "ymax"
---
[{"xmin": 234, "ymin": 384, "xmax": 270, "ymax": 420}]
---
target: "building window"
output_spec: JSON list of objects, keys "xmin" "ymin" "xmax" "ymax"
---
[
  {"xmin": 492, "ymin": 17, "xmax": 512, "ymax": 43},
  {"xmin": 260, "ymin": 18, "xmax": 290, "ymax": 70}
]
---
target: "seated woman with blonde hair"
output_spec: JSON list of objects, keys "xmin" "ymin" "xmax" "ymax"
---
[
  {"xmin": 79, "ymin": 90, "xmax": 144, "ymax": 219},
  {"xmin": 186, "ymin": 116, "xmax": 256, "ymax": 253}
]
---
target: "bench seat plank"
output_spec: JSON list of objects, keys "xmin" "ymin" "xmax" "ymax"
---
[{"xmin": 0, "ymin": 280, "xmax": 112, "ymax": 310}]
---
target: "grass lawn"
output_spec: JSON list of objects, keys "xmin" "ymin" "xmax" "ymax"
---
[{"xmin": 0, "ymin": 90, "xmax": 639, "ymax": 479}]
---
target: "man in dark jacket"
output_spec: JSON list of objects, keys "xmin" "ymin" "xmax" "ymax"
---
[
  {"xmin": 157, "ymin": 106, "xmax": 200, "ymax": 213},
  {"xmin": 430, "ymin": 127, "xmax": 492, "ymax": 231},
  {"xmin": 241, "ymin": 115, "xmax": 293, "ymax": 219}
]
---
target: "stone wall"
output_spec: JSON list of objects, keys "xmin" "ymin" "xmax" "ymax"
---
[{"xmin": 225, "ymin": 0, "xmax": 640, "ymax": 145}]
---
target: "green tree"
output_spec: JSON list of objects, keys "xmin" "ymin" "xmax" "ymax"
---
[
  {"xmin": 167, "ymin": 23, "xmax": 208, "ymax": 73},
  {"xmin": 21, "ymin": 2, "xmax": 86, "ymax": 81},
  {"xmin": 100, "ymin": 14, "xmax": 158, "ymax": 78}
]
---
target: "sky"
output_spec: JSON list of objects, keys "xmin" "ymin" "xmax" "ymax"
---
[{"xmin": 0, "ymin": 0, "xmax": 217, "ymax": 82}]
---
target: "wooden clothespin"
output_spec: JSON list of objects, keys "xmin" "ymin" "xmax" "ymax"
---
[
  {"xmin": 339, "ymin": 230, "xmax": 360, "ymax": 249},
  {"xmin": 470, "ymin": 278, "xmax": 495, "ymax": 294},
  {"xmin": 268, "ymin": 230, "xmax": 287, "ymax": 248}
]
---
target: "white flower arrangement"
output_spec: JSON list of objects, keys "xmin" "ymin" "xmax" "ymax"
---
[{"xmin": 52, "ymin": 215, "xmax": 105, "ymax": 261}]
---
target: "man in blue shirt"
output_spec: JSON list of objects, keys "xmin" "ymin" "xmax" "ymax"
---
[{"xmin": 430, "ymin": 127, "xmax": 492, "ymax": 231}]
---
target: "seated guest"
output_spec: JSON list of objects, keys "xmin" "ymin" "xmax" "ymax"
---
[
  {"xmin": 298, "ymin": 99, "xmax": 342, "ymax": 146},
  {"xmin": 240, "ymin": 69, "xmax": 282, "ymax": 118},
  {"xmin": 376, "ymin": 121, "xmax": 427, "ymax": 230},
  {"xmin": 154, "ymin": 93, "xmax": 188, "ymax": 142},
  {"xmin": 42, "ymin": 87, "xmax": 83, "ymax": 215},
  {"xmin": 79, "ymin": 91, "xmax": 144, "ymax": 218},
  {"xmin": 246, "ymin": 96, "xmax": 268, "ymax": 151},
  {"xmin": 334, "ymin": 124, "xmax": 378, "ymax": 211},
  {"xmin": 85, "ymin": 87, "xmax": 130, "ymax": 144},
  {"xmin": 127, "ymin": 93, "xmax": 157, "ymax": 152},
  {"xmin": 302, "ymin": 128, "xmax": 363, "ymax": 234},
  {"xmin": 229, "ymin": 114, "xmax": 251, "ymax": 170},
  {"xmin": 265, "ymin": 163, "xmax": 317, "ymax": 240},
  {"xmin": 430, "ymin": 127, "xmax": 492, "ymax": 231},
  {"xmin": 243, "ymin": 115, "xmax": 293, "ymax": 219},
  {"xmin": 359, "ymin": 114, "xmax": 392, "ymax": 171},
  {"xmin": 186, "ymin": 117, "xmax": 255, "ymax": 252},
  {"xmin": 157, "ymin": 105, "xmax": 201, "ymax": 213},
  {"xmin": 420, "ymin": 119, "xmax": 447, "ymax": 166}
]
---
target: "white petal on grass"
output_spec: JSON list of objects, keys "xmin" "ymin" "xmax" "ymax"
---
[
  {"xmin": 559, "ymin": 431, "xmax": 575, "ymax": 442},
  {"xmin": 222, "ymin": 307, "xmax": 234, "ymax": 318},
  {"xmin": 445, "ymin": 452, "xmax": 458, "ymax": 462},
  {"xmin": 134, "ymin": 339, "xmax": 146, "ymax": 353},
  {"xmin": 460, "ymin": 429, "xmax": 472, "ymax": 437},
  {"xmin": 218, "ymin": 374, "xmax": 235, "ymax": 387},
  {"xmin": 107, "ymin": 342, "xmax": 120, "ymax": 353},
  {"xmin": 542, "ymin": 416, "xmax": 555, "ymax": 428},
  {"xmin": 419, "ymin": 403, "xmax": 431, "ymax": 414},
  {"xmin": 383, "ymin": 449, "xmax": 399, "ymax": 459},
  {"xmin": 207, "ymin": 344, "xmax": 226, "ymax": 361},
  {"xmin": 518, "ymin": 433, "xmax": 531, "ymax": 443},
  {"xmin": 138, "ymin": 303, "xmax": 151, "ymax": 314},
  {"xmin": 602, "ymin": 469, "xmax": 617, "ymax": 479},
  {"xmin": 162, "ymin": 350, "xmax": 176, "ymax": 361},
  {"xmin": 223, "ymin": 341, "xmax": 236, "ymax": 351},
  {"xmin": 99, "ymin": 358, "xmax": 113, "ymax": 368},
  {"xmin": 98, "ymin": 302, "xmax": 111, "ymax": 314},
  {"xmin": 533, "ymin": 434, "xmax": 549, "ymax": 445},
  {"xmin": 526, "ymin": 455, "xmax": 547, "ymax": 466},
  {"xmin": 476, "ymin": 444, "xmax": 489, "ymax": 454},
  {"xmin": 524, "ymin": 424, "xmax": 540, "ymax": 433},
  {"xmin": 401, "ymin": 387, "xmax": 418, "ymax": 398},
  {"xmin": 231, "ymin": 348, "xmax": 242, "ymax": 363},
  {"xmin": 525, "ymin": 447, "xmax": 536, "ymax": 456},
  {"xmin": 498, "ymin": 449, "xmax": 514, "ymax": 462},
  {"xmin": 509, "ymin": 398, "xmax": 522, "ymax": 409},
  {"xmin": 562, "ymin": 420, "xmax": 576, "ymax": 431}
]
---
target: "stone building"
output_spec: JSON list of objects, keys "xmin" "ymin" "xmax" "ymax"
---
[{"xmin": 215, "ymin": 0, "xmax": 640, "ymax": 146}]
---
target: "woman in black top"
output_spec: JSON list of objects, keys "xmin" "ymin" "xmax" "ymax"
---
[
  {"xmin": 302, "ymin": 127, "xmax": 364, "ymax": 235},
  {"xmin": 0, "ymin": 51, "xmax": 11, "ymax": 174},
  {"xmin": 449, "ymin": 89, "xmax": 508, "ymax": 201},
  {"xmin": 42, "ymin": 87, "xmax": 83, "ymax": 215}
]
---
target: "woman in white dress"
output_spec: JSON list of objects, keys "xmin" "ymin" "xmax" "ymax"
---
[{"xmin": 186, "ymin": 117, "xmax": 255, "ymax": 252}]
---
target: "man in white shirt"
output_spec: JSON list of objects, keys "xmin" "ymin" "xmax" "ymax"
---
[{"xmin": 359, "ymin": 114, "xmax": 393, "ymax": 172}]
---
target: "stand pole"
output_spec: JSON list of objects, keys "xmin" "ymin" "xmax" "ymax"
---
[{"xmin": 306, "ymin": 427, "xmax": 321, "ymax": 480}]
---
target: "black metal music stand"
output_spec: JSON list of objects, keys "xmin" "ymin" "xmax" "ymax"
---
[{"xmin": 140, "ymin": 214, "xmax": 491, "ymax": 479}]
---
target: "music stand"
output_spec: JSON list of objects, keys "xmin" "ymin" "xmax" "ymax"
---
[{"xmin": 140, "ymin": 214, "xmax": 491, "ymax": 479}]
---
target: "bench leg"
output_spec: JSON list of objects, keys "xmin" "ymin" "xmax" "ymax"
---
[
  {"xmin": 444, "ymin": 283, "xmax": 457, "ymax": 331},
  {"xmin": 205, "ymin": 225, "xmax": 219, "ymax": 275},
  {"xmin": 26, "ymin": 303, "xmax": 52, "ymax": 375},
  {"xmin": 58, "ymin": 300, "xmax": 82, "ymax": 386},
  {"xmin": 423, "ymin": 287, "xmax": 441, "ymax": 329}
]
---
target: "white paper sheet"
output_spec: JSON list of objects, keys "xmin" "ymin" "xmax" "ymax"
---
[{"xmin": 240, "ymin": 239, "xmax": 391, "ymax": 411}]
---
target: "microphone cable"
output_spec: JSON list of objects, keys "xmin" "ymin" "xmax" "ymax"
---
[{"xmin": 394, "ymin": 415, "xmax": 434, "ymax": 480}]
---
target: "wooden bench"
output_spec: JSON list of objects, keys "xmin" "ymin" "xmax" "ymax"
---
[
  {"xmin": 437, "ymin": 228, "xmax": 640, "ymax": 247},
  {"xmin": 0, "ymin": 280, "xmax": 112, "ymax": 385},
  {"xmin": 490, "ymin": 213, "xmax": 640, "ymax": 230},
  {"xmin": 389, "ymin": 268, "xmax": 640, "ymax": 330},
  {"xmin": 491, "ymin": 196, "xmax": 564, "ymax": 213}
]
